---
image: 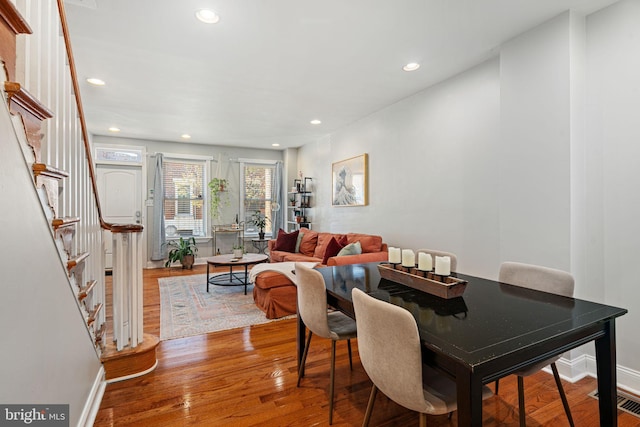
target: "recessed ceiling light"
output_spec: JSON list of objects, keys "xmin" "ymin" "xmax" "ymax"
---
[
  {"xmin": 310, "ymin": 119, "xmax": 322, "ymax": 125},
  {"xmin": 86, "ymin": 77, "xmax": 106, "ymax": 86},
  {"xmin": 181, "ymin": 134, "xmax": 191, "ymax": 139},
  {"xmin": 403, "ymin": 62, "xmax": 420, "ymax": 72},
  {"xmin": 108, "ymin": 127, "xmax": 120, "ymax": 132},
  {"xmin": 196, "ymin": 9, "xmax": 220, "ymax": 24},
  {"xmin": 272, "ymin": 143, "xmax": 280, "ymax": 147}
]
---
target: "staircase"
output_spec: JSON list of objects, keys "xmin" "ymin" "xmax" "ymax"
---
[{"xmin": 0, "ymin": 0, "xmax": 157, "ymax": 388}]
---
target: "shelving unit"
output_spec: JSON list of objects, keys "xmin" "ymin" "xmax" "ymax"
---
[{"xmin": 287, "ymin": 177, "xmax": 312, "ymax": 232}]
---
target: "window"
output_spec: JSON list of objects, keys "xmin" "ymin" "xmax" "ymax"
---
[
  {"xmin": 241, "ymin": 162, "xmax": 276, "ymax": 236},
  {"xmin": 163, "ymin": 158, "xmax": 207, "ymax": 237}
]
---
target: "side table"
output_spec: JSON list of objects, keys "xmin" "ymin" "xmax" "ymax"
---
[{"xmin": 251, "ymin": 238, "xmax": 269, "ymax": 255}]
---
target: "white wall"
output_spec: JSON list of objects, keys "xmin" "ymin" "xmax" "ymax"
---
[
  {"xmin": 301, "ymin": 58, "xmax": 501, "ymax": 279},
  {"xmin": 499, "ymin": 12, "xmax": 572, "ymax": 271},
  {"xmin": 298, "ymin": 2, "xmax": 640, "ymax": 389},
  {"xmin": 0, "ymin": 91, "xmax": 102, "ymax": 426},
  {"xmin": 586, "ymin": 0, "xmax": 640, "ymax": 375}
]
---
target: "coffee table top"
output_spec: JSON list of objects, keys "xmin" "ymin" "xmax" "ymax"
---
[{"xmin": 206, "ymin": 253, "xmax": 268, "ymax": 266}]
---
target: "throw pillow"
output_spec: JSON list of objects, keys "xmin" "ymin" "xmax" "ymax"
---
[
  {"xmin": 295, "ymin": 232, "xmax": 305, "ymax": 253},
  {"xmin": 337, "ymin": 241, "xmax": 362, "ymax": 257},
  {"xmin": 273, "ymin": 228, "xmax": 299, "ymax": 252},
  {"xmin": 322, "ymin": 236, "xmax": 346, "ymax": 264}
]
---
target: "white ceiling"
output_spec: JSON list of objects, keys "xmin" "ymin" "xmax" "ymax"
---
[{"xmin": 64, "ymin": 0, "xmax": 619, "ymax": 150}]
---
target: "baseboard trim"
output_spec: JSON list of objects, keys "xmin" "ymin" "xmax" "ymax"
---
[
  {"xmin": 78, "ymin": 367, "xmax": 106, "ymax": 427},
  {"xmin": 550, "ymin": 354, "xmax": 640, "ymax": 396}
]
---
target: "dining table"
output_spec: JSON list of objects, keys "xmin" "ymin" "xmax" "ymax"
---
[{"xmin": 295, "ymin": 262, "xmax": 628, "ymax": 426}]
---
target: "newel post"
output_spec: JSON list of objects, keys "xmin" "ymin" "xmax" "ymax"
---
[{"xmin": 111, "ymin": 225, "xmax": 144, "ymax": 351}]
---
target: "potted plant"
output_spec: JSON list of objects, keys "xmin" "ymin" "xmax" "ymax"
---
[
  {"xmin": 289, "ymin": 195, "xmax": 296, "ymax": 206},
  {"xmin": 250, "ymin": 210, "xmax": 270, "ymax": 239},
  {"xmin": 164, "ymin": 237, "xmax": 198, "ymax": 269},
  {"xmin": 208, "ymin": 178, "xmax": 230, "ymax": 221},
  {"xmin": 232, "ymin": 245, "xmax": 244, "ymax": 258}
]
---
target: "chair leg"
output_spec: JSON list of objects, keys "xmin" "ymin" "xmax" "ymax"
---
[
  {"xmin": 362, "ymin": 385, "xmax": 378, "ymax": 427},
  {"xmin": 518, "ymin": 376, "xmax": 526, "ymax": 427},
  {"xmin": 551, "ymin": 363, "xmax": 575, "ymax": 427},
  {"xmin": 329, "ymin": 340, "xmax": 336, "ymax": 425},
  {"xmin": 419, "ymin": 412, "xmax": 427, "ymax": 427},
  {"xmin": 297, "ymin": 332, "xmax": 312, "ymax": 387},
  {"xmin": 495, "ymin": 378, "xmax": 500, "ymax": 394},
  {"xmin": 347, "ymin": 339, "xmax": 353, "ymax": 371}
]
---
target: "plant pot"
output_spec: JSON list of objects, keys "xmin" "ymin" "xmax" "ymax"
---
[
  {"xmin": 233, "ymin": 249, "xmax": 243, "ymax": 258},
  {"xmin": 181, "ymin": 254, "xmax": 195, "ymax": 270},
  {"xmin": 296, "ymin": 216, "xmax": 302, "ymax": 223},
  {"xmin": 258, "ymin": 232, "xmax": 265, "ymax": 240}
]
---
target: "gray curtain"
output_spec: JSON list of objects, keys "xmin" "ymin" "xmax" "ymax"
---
[
  {"xmin": 151, "ymin": 153, "xmax": 166, "ymax": 260},
  {"xmin": 271, "ymin": 161, "xmax": 284, "ymax": 233}
]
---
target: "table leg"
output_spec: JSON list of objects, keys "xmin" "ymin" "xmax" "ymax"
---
[
  {"xmin": 243, "ymin": 265, "xmax": 249, "ymax": 295},
  {"xmin": 595, "ymin": 320, "xmax": 618, "ymax": 427},
  {"xmin": 206, "ymin": 262, "xmax": 210, "ymax": 292},
  {"xmin": 455, "ymin": 366, "xmax": 483, "ymax": 427}
]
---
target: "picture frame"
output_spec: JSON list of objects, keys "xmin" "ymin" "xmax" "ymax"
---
[{"xmin": 332, "ymin": 153, "xmax": 368, "ymax": 206}]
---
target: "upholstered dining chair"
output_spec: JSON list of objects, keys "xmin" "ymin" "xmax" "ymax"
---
[
  {"xmin": 295, "ymin": 264, "xmax": 357, "ymax": 425},
  {"xmin": 497, "ymin": 261, "xmax": 575, "ymax": 427},
  {"xmin": 416, "ymin": 248, "xmax": 458, "ymax": 272},
  {"xmin": 352, "ymin": 288, "xmax": 492, "ymax": 427}
]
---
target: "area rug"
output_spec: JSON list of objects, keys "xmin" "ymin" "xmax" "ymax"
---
[{"xmin": 159, "ymin": 273, "xmax": 292, "ymax": 340}]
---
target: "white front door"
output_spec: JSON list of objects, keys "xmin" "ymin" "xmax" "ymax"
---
[{"xmin": 97, "ymin": 165, "xmax": 143, "ymax": 269}]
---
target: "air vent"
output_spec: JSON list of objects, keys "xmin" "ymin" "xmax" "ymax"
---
[{"xmin": 589, "ymin": 389, "xmax": 640, "ymax": 418}]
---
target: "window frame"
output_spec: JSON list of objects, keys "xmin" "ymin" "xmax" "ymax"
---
[
  {"xmin": 239, "ymin": 159, "xmax": 278, "ymax": 238},
  {"xmin": 162, "ymin": 153, "xmax": 212, "ymax": 239}
]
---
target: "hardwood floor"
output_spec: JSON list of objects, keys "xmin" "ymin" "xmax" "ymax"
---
[{"xmin": 95, "ymin": 265, "xmax": 639, "ymax": 426}]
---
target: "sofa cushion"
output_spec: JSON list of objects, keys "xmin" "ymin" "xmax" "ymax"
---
[
  {"xmin": 294, "ymin": 231, "xmax": 305, "ymax": 253},
  {"xmin": 337, "ymin": 241, "xmax": 362, "ymax": 257},
  {"xmin": 346, "ymin": 233, "xmax": 383, "ymax": 253},
  {"xmin": 314, "ymin": 233, "xmax": 347, "ymax": 259},
  {"xmin": 254, "ymin": 271, "xmax": 295, "ymax": 290},
  {"xmin": 273, "ymin": 228, "xmax": 299, "ymax": 252},
  {"xmin": 322, "ymin": 236, "xmax": 346, "ymax": 265},
  {"xmin": 298, "ymin": 228, "xmax": 318, "ymax": 257}
]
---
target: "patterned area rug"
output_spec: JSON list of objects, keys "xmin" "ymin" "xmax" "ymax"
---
[{"xmin": 159, "ymin": 273, "xmax": 291, "ymax": 340}]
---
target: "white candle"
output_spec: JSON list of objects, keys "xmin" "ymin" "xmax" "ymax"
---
[
  {"xmin": 418, "ymin": 253, "xmax": 433, "ymax": 271},
  {"xmin": 388, "ymin": 247, "xmax": 401, "ymax": 264},
  {"xmin": 435, "ymin": 256, "xmax": 451, "ymax": 276},
  {"xmin": 401, "ymin": 249, "xmax": 415, "ymax": 268}
]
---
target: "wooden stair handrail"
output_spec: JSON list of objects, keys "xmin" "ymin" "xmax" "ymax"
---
[
  {"xmin": 56, "ymin": 0, "xmax": 142, "ymax": 234},
  {"xmin": 52, "ymin": 216, "xmax": 80, "ymax": 231}
]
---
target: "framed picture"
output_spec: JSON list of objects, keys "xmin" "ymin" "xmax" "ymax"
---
[{"xmin": 332, "ymin": 153, "xmax": 368, "ymax": 206}]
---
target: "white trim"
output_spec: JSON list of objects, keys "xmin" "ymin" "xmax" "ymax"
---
[
  {"xmin": 105, "ymin": 359, "xmax": 159, "ymax": 384},
  {"xmin": 95, "ymin": 143, "xmax": 145, "ymax": 166},
  {"xmin": 161, "ymin": 152, "xmax": 214, "ymax": 161},
  {"xmin": 238, "ymin": 158, "xmax": 278, "ymax": 165},
  {"xmin": 78, "ymin": 367, "xmax": 106, "ymax": 427},
  {"xmin": 549, "ymin": 354, "xmax": 640, "ymax": 396}
]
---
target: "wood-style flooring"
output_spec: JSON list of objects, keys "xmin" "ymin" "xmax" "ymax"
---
[{"xmin": 95, "ymin": 265, "xmax": 640, "ymax": 426}]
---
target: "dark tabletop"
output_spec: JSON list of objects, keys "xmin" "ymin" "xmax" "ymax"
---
[{"xmin": 317, "ymin": 262, "xmax": 627, "ymax": 370}]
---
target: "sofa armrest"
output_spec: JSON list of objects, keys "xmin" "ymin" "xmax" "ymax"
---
[
  {"xmin": 326, "ymin": 251, "xmax": 389, "ymax": 266},
  {"xmin": 268, "ymin": 239, "xmax": 277, "ymax": 252}
]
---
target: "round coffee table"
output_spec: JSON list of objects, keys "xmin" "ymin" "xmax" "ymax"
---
[{"xmin": 206, "ymin": 253, "xmax": 268, "ymax": 295}]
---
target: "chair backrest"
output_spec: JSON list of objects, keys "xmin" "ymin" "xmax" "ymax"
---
[
  {"xmin": 417, "ymin": 248, "xmax": 458, "ymax": 272},
  {"xmin": 499, "ymin": 262, "xmax": 574, "ymax": 297},
  {"xmin": 352, "ymin": 288, "xmax": 433, "ymax": 414},
  {"xmin": 295, "ymin": 264, "xmax": 332, "ymax": 339}
]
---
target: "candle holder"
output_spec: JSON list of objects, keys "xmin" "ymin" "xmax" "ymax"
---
[
  {"xmin": 390, "ymin": 262, "xmax": 401, "ymax": 270},
  {"xmin": 377, "ymin": 263, "xmax": 467, "ymax": 299}
]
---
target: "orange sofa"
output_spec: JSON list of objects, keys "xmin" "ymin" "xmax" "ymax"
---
[{"xmin": 253, "ymin": 228, "xmax": 388, "ymax": 318}]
